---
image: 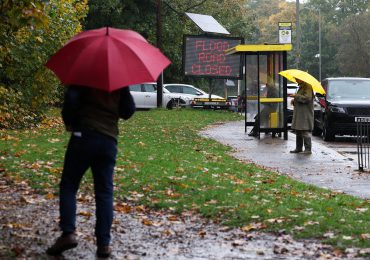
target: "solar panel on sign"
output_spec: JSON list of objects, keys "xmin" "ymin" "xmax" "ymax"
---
[{"xmin": 185, "ymin": 12, "xmax": 230, "ymax": 35}]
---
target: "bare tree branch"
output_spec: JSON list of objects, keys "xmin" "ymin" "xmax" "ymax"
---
[
  {"xmin": 185, "ymin": 0, "xmax": 209, "ymax": 12},
  {"xmin": 161, "ymin": 0, "xmax": 210, "ymax": 15}
]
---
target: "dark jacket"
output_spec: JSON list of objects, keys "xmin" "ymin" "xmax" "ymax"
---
[{"xmin": 62, "ymin": 86, "xmax": 136, "ymax": 140}]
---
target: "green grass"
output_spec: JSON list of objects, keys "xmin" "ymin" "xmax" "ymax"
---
[{"xmin": 1, "ymin": 108, "xmax": 369, "ymax": 252}]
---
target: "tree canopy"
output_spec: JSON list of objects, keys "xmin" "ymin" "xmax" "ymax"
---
[
  {"xmin": 0, "ymin": 0, "xmax": 88, "ymax": 128},
  {"xmin": 1, "ymin": 0, "xmax": 369, "ymax": 129}
]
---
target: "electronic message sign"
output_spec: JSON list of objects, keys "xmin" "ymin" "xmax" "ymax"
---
[{"xmin": 183, "ymin": 35, "xmax": 243, "ymax": 79}]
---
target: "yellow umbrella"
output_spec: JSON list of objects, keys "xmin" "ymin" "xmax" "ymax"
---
[{"xmin": 279, "ymin": 69, "xmax": 326, "ymax": 94}]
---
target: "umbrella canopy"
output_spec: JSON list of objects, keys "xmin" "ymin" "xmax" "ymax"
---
[
  {"xmin": 279, "ymin": 69, "xmax": 325, "ymax": 95},
  {"xmin": 46, "ymin": 27, "xmax": 171, "ymax": 92}
]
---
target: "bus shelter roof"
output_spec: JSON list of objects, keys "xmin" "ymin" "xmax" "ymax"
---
[{"xmin": 225, "ymin": 44, "xmax": 292, "ymax": 55}]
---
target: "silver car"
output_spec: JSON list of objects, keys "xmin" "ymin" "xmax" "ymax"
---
[
  {"xmin": 163, "ymin": 83, "xmax": 223, "ymax": 106},
  {"xmin": 129, "ymin": 83, "xmax": 186, "ymax": 109}
]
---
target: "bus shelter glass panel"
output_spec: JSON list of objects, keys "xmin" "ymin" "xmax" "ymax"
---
[
  {"xmin": 245, "ymin": 52, "xmax": 285, "ymax": 134},
  {"xmin": 245, "ymin": 55, "xmax": 258, "ymax": 122}
]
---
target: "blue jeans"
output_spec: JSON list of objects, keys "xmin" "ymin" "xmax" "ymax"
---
[{"xmin": 59, "ymin": 129, "xmax": 117, "ymax": 246}]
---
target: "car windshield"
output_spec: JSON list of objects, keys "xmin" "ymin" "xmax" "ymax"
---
[{"xmin": 327, "ymin": 80, "xmax": 370, "ymax": 101}]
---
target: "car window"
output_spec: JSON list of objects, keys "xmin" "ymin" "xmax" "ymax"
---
[
  {"xmin": 129, "ymin": 84, "xmax": 142, "ymax": 92},
  {"xmin": 183, "ymin": 86, "xmax": 200, "ymax": 95},
  {"xmin": 165, "ymin": 85, "xmax": 182, "ymax": 93},
  {"xmin": 287, "ymin": 84, "xmax": 298, "ymax": 95},
  {"xmin": 328, "ymin": 80, "xmax": 370, "ymax": 100},
  {"xmin": 143, "ymin": 83, "xmax": 156, "ymax": 92}
]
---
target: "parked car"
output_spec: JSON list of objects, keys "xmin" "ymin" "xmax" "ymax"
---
[
  {"xmin": 227, "ymin": 95, "xmax": 239, "ymax": 112},
  {"xmin": 286, "ymin": 83, "xmax": 298, "ymax": 123},
  {"xmin": 129, "ymin": 82, "xmax": 187, "ymax": 109},
  {"xmin": 312, "ymin": 77, "xmax": 370, "ymax": 141},
  {"xmin": 163, "ymin": 83, "xmax": 223, "ymax": 105}
]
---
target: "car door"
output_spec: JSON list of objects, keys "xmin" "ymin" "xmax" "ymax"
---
[
  {"xmin": 142, "ymin": 83, "xmax": 157, "ymax": 108},
  {"xmin": 129, "ymin": 83, "xmax": 157, "ymax": 108},
  {"xmin": 129, "ymin": 84, "xmax": 146, "ymax": 108}
]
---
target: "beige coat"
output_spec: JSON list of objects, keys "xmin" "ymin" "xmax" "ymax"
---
[{"xmin": 291, "ymin": 82, "xmax": 314, "ymax": 131}]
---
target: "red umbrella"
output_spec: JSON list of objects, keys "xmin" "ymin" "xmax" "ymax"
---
[{"xmin": 46, "ymin": 27, "xmax": 171, "ymax": 92}]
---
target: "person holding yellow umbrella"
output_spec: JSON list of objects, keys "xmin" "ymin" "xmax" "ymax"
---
[
  {"xmin": 289, "ymin": 78, "xmax": 314, "ymax": 154},
  {"xmin": 279, "ymin": 69, "xmax": 325, "ymax": 154}
]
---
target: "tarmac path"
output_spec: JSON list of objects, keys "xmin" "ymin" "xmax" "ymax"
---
[{"xmin": 200, "ymin": 120, "xmax": 370, "ymax": 199}]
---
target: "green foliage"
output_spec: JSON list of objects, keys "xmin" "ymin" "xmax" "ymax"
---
[
  {"xmin": 0, "ymin": 0, "xmax": 88, "ymax": 129},
  {"xmin": 0, "ymin": 86, "xmax": 40, "ymax": 129},
  {"xmin": 334, "ymin": 13, "xmax": 370, "ymax": 77},
  {"xmin": 300, "ymin": 0, "xmax": 370, "ymax": 78}
]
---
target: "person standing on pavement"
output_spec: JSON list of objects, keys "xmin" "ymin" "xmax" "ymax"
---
[
  {"xmin": 46, "ymin": 85, "xmax": 135, "ymax": 258},
  {"xmin": 290, "ymin": 78, "xmax": 314, "ymax": 154}
]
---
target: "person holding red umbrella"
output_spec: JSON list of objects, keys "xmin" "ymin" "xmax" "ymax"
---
[
  {"xmin": 46, "ymin": 85, "xmax": 135, "ymax": 258},
  {"xmin": 45, "ymin": 27, "xmax": 170, "ymax": 258}
]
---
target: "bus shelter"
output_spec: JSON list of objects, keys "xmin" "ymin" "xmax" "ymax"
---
[{"xmin": 226, "ymin": 44, "xmax": 292, "ymax": 140}]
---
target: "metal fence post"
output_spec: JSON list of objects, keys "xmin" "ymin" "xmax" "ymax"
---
[{"xmin": 356, "ymin": 117, "xmax": 370, "ymax": 172}]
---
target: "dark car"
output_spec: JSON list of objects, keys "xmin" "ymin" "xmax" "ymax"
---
[{"xmin": 312, "ymin": 77, "xmax": 370, "ymax": 141}]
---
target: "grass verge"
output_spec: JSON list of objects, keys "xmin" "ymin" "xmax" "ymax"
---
[{"xmin": 0, "ymin": 108, "xmax": 369, "ymax": 252}]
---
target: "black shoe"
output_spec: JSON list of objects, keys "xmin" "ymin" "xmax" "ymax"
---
[
  {"xmin": 46, "ymin": 233, "xmax": 78, "ymax": 256},
  {"xmin": 289, "ymin": 149, "xmax": 302, "ymax": 153},
  {"xmin": 97, "ymin": 245, "xmax": 112, "ymax": 258}
]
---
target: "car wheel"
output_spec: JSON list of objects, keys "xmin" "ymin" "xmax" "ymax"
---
[
  {"xmin": 322, "ymin": 117, "xmax": 335, "ymax": 141},
  {"xmin": 166, "ymin": 98, "xmax": 184, "ymax": 109}
]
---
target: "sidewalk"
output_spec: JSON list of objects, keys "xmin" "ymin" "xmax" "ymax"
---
[{"xmin": 200, "ymin": 120, "xmax": 370, "ymax": 199}]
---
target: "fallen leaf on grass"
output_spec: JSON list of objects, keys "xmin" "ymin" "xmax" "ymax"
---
[
  {"xmin": 114, "ymin": 203, "xmax": 132, "ymax": 213},
  {"xmin": 273, "ymin": 244, "xmax": 289, "ymax": 254},
  {"xmin": 304, "ymin": 221, "xmax": 319, "ymax": 226},
  {"xmin": 266, "ymin": 218, "xmax": 286, "ymax": 224},
  {"xmin": 359, "ymin": 248, "xmax": 370, "ymax": 254},
  {"xmin": 360, "ymin": 234, "xmax": 370, "ymax": 240},
  {"xmin": 167, "ymin": 215, "xmax": 179, "ymax": 222},
  {"xmin": 231, "ymin": 240, "xmax": 245, "ymax": 246},
  {"xmin": 3, "ymin": 223, "xmax": 31, "ymax": 230},
  {"xmin": 241, "ymin": 222, "xmax": 266, "ymax": 232},
  {"xmin": 323, "ymin": 232, "xmax": 335, "ymax": 238},
  {"xmin": 162, "ymin": 229, "xmax": 175, "ymax": 236},
  {"xmin": 198, "ymin": 230, "xmax": 206, "ymax": 237},
  {"xmin": 333, "ymin": 248, "xmax": 343, "ymax": 257},
  {"xmin": 135, "ymin": 205, "xmax": 146, "ymax": 212},
  {"xmin": 142, "ymin": 219, "xmax": 153, "ymax": 226},
  {"xmin": 78, "ymin": 211, "xmax": 92, "ymax": 217},
  {"xmin": 45, "ymin": 193, "xmax": 55, "ymax": 200}
]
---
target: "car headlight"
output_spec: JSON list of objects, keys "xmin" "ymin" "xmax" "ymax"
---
[{"xmin": 329, "ymin": 106, "xmax": 346, "ymax": 113}]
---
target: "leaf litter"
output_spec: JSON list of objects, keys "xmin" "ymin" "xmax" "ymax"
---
[{"xmin": 0, "ymin": 177, "xmax": 367, "ymax": 259}]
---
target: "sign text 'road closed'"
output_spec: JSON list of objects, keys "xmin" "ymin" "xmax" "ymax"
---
[{"xmin": 183, "ymin": 35, "xmax": 242, "ymax": 79}]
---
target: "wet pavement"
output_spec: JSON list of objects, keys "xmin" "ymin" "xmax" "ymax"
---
[
  {"xmin": 1, "ymin": 184, "xmax": 351, "ymax": 260},
  {"xmin": 200, "ymin": 120, "xmax": 370, "ymax": 199}
]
